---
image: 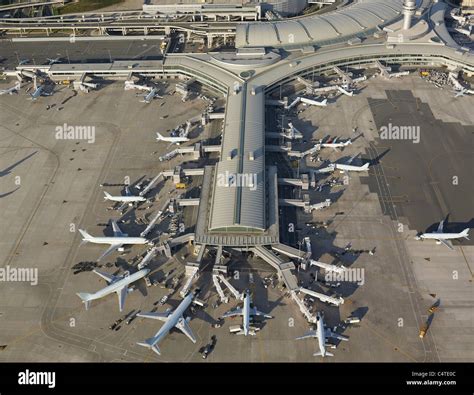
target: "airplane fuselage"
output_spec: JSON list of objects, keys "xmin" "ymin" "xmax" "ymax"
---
[
  {"xmin": 242, "ymin": 292, "xmax": 250, "ymax": 336},
  {"xmin": 85, "ymin": 236, "xmax": 148, "ymax": 245},
  {"xmin": 148, "ymin": 291, "xmax": 195, "ymax": 346},
  {"xmin": 333, "ymin": 163, "xmax": 369, "ymax": 172},
  {"xmin": 105, "ymin": 195, "xmax": 146, "ymax": 203},
  {"xmin": 418, "ymin": 232, "xmax": 466, "ymax": 241},
  {"xmin": 89, "ymin": 269, "xmax": 150, "ymax": 301},
  {"xmin": 316, "ymin": 316, "xmax": 327, "ymax": 357}
]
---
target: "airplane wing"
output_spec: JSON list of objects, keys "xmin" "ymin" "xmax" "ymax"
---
[
  {"xmin": 325, "ymin": 328, "xmax": 348, "ymax": 341},
  {"xmin": 437, "ymin": 220, "xmax": 445, "ymax": 233},
  {"xmin": 251, "ymin": 307, "xmax": 272, "ymax": 319},
  {"xmin": 116, "ymin": 286, "xmax": 128, "ymax": 312},
  {"xmin": 117, "ymin": 202, "xmax": 128, "ymax": 212},
  {"xmin": 347, "ymin": 154, "xmax": 358, "ymax": 164},
  {"xmin": 111, "ymin": 220, "xmax": 126, "ymax": 237},
  {"xmin": 93, "ymin": 269, "xmax": 119, "ymax": 283},
  {"xmin": 97, "ymin": 243, "xmax": 123, "ymax": 261},
  {"xmin": 438, "ymin": 239, "xmax": 454, "ymax": 250},
  {"xmin": 137, "ymin": 310, "xmax": 171, "ymax": 322},
  {"xmin": 222, "ymin": 308, "xmax": 243, "ymax": 318},
  {"xmin": 296, "ymin": 330, "xmax": 317, "ymax": 340},
  {"xmin": 175, "ymin": 317, "xmax": 196, "ymax": 343}
]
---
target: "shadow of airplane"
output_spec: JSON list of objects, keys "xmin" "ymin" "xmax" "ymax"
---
[
  {"xmin": 0, "ymin": 186, "xmax": 20, "ymax": 198},
  {"xmin": 0, "ymin": 151, "xmax": 38, "ymax": 177}
]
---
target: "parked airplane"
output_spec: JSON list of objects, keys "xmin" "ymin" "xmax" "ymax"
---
[
  {"xmin": 77, "ymin": 268, "xmax": 150, "ymax": 312},
  {"xmin": 329, "ymin": 154, "xmax": 370, "ymax": 173},
  {"xmin": 300, "ymin": 97, "xmax": 328, "ymax": 107},
  {"xmin": 136, "ymin": 289, "xmax": 200, "ymax": 355},
  {"xmin": 296, "ymin": 311, "xmax": 348, "ymax": 357},
  {"xmin": 415, "ymin": 220, "xmax": 470, "ymax": 250},
  {"xmin": 18, "ymin": 59, "xmax": 30, "ymax": 65},
  {"xmin": 141, "ymin": 87, "xmax": 162, "ymax": 103},
  {"xmin": 78, "ymin": 220, "xmax": 150, "ymax": 261},
  {"xmin": 317, "ymin": 137, "xmax": 352, "ymax": 151},
  {"xmin": 0, "ymin": 82, "xmax": 20, "ymax": 95},
  {"xmin": 221, "ymin": 289, "xmax": 272, "ymax": 336},
  {"xmin": 156, "ymin": 132, "xmax": 189, "ymax": 145},
  {"xmin": 103, "ymin": 188, "xmax": 147, "ymax": 204}
]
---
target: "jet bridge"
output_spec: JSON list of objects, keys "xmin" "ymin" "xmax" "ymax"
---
[
  {"xmin": 213, "ymin": 274, "xmax": 229, "ymax": 303},
  {"xmin": 168, "ymin": 233, "xmax": 195, "ymax": 247},
  {"xmin": 176, "ymin": 198, "xmax": 200, "ymax": 207},
  {"xmin": 137, "ymin": 246, "xmax": 160, "ymax": 270},
  {"xmin": 287, "ymin": 144, "xmax": 320, "ymax": 159},
  {"xmin": 290, "ymin": 290, "xmax": 317, "ymax": 324},
  {"xmin": 251, "ymin": 246, "xmax": 298, "ymax": 291},
  {"xmin": 140, "ymin": 197, "xmax": 172, "ymax": 237},
  {"xmin": 139, "ymin": 172, "xmax": 163, "ymax": 197},
  {"xmin": 180, "ymin": 265, "xmax": 199, "ymax": 297},
  {"xmin": 333, "ymin": 66, "xmax": 353, "ymax": 85},
  {"xmin": 271, "ymin": 243, "xmax": 310, "ymax": 261},
  {"xmin": 278, "ymin": 175, "xmax": 309, "ymax": 190},
  {"xmin": 285, "ymin": 96, "xmax": 301, "ymax": 110},
  {"xmin": 216, "ymin": 274, "xmax": 242, "ymax": 300},
  {"xmin": 299, "ymin": 287, "xmax": 344, "ymax": 306},
  {"xmin": 310, "ymin": 259, "xmax": 346, "ymax": 275},
  {"xmin": 279, "ymin": 197, "xmax": 331, "ymax": 213}
]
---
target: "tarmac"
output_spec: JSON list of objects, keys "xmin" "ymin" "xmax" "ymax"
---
[{"xmin": 0, "ymin": 71, "xmax": 472, "ymax": 362}]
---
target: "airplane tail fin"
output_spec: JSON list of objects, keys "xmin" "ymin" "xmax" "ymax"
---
[
  {"xmin": 321, "ymin": 99, "xmax": 328, "ymax": 106},
  {"xmin": 103, "ymin": 191, "xmax": 112, "ymax": 200},
  {"xmin": 461, "ymin": 228, "xmax": 470, "ymax": 240},
  {"xmin": 76, "ymin": 292, "xmax": 93, "ymax": 310},
  {"xmin": 156, "ymin": 132, "xmax": 163, "ymax": 140},
  {"xmin": 137, "ymin": 338, "xmax": 161, "ymax": 355},
  {"xmin": 362, "ymin": 162, "xmax": 370, "ymax": 170},
  {"xmin": 313, "ymin": 351, "xmax": 333, "ymax": 357}
]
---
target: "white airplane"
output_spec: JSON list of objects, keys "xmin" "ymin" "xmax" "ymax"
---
[
  {"xmin": 300, "ymin": 97, "xmax": 328, "ymax": 107},
  {"xmin": 141, "ymin": 87, "xmax": 162, "ymax": 104},
  {"xmin": 103, "ymin": 188, "xmax": 147, "ymax": 204},
  {"xmin": 296, "ymin": 311, "xmax": 348, "ymax": 357},
  {"xmin": 76, "ymin": 268, "xmax": 150, "ymax": 312},
  {"xmin": 329, "ymin": 154, "xmax": 370, "ymax": 173},
  {"xmin": 317, "ymin": 137, "xmax": 352, "ymax": 151},
  {"xmin": 78, "ymin": 220, "xmax": 150, "ymax": 261},
  {"xmin": 156, "ymin": 132, "xmax": 189, "ymax": 145},
  {"xmin": 0, "ymin": 82, "xmax": 20, "ymax": 96},
  {"xmin": 415, "ymin": 220, "xmax": 470, "ymax": 250},
  {"xmin": 221, "ymin": 289, "xmax": 272, "ymax": 336},
  {"xmin": 136, "ymin": 289, "xmax": 200, "ymax": 355}
]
